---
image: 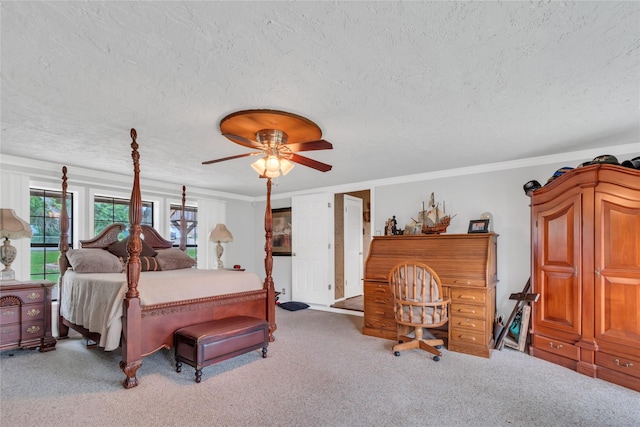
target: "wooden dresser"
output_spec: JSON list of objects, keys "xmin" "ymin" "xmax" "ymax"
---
[
  {"xmin": 0, "ymin": 280, "xmax": 57, "ymax": 352},
  {"xmin": 363, "ymin": 233, "xmax": 498, "ymax": 358},
  {"xmin": 530, "ymin": 164, "xmax": 640, "ymax": 392}
]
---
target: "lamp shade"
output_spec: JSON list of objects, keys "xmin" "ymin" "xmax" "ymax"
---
[
  {"xmin": 251, "ymin": 156, "xmax": 295, "ymax": 178},
  {"xmin": 0, "ymin": 209, "xmax": 33, "ymax": 239},
  {"xmin": 209, "ymin": 224, "xmax": 233, "ymax": 243}
]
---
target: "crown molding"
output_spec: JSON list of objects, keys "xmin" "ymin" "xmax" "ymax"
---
[{"xmin": 266, "ymin": 142, "xmax": 639, "ymax": 201}]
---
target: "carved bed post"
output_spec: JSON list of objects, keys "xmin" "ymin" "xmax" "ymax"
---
[
  {"xmin": 179, "ymin": 185, "xmax": 186, "ymax": 251},
  {"xmin": 119, "ymin": 128, "xmax": 143, "ymax": 389},
  {"xmin": 264, "ymin": 178, "xmax": 276, "ymax": 340},
  {"xmin": 57, "ymin": 166, "xmax": 70, "ymax": 339}
]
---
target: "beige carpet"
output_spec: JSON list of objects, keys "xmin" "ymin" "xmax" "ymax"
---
[{"xmin": 1, "ymin": 308, "xmax": 639, "ymax": 427}]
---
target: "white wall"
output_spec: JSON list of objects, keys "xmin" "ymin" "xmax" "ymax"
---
[
  {"xmin": 223, "ymin": 198, "xmax": 259, "ymax": 274},
  {"xmin": 0, "ymin": 168, "xmax": 31, "ymax": 280}
]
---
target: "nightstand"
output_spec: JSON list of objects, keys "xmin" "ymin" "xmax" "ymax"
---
[{"xmin": 0, "ymin": 280, "xmax": 57, "ymax": 352}]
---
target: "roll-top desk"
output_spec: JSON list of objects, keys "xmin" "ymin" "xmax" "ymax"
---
[{"xmin": 363, "ymin": 233, "xmax": 498, "ymax": 358}]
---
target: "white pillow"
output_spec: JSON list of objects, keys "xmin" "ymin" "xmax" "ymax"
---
[{"xmin": 66, "ymin": 249, "xmax": 124, "ymax": 273}]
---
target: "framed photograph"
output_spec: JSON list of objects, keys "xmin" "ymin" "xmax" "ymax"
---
[
  {"xmin": 272, "ymin": 207, "xmax": 292, "ymax": 256},
  {"xmin": 468, "ymin": 219, "xmax": 490, "ymax": 233}
]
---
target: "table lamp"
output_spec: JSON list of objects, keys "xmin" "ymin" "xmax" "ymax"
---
[
  {"xmin": 209, "ymin": 224, "xmax": 233, "ymax": 269},
  {"xmin": 0, "ymin": 209, "xmax": 33, "ymax": 281}
]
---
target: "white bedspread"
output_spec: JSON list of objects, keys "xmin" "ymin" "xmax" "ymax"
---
[{"xmin": 60, "ymin": 269, "xmax": 263, "ymax": 351}]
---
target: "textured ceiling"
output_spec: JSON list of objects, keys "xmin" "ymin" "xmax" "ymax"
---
[{"xmin": 1, "ymin": 1, "xmax": 639, "ymax": 197}]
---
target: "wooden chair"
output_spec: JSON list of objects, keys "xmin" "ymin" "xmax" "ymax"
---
[{"xmin": 388, "ymin": 261, "xmax": 450, "ymax": 361}]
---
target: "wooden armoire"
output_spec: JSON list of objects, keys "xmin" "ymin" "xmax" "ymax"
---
[{"xmin": 529, "ymin": 163, "xmax": 640, "ymax": 392}]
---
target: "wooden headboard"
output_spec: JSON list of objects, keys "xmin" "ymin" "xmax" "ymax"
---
[{"xmin": 78, "ymin": 223, "xmax": 173, "ymax": 250}]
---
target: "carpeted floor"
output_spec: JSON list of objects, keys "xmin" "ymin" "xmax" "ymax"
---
[{"xmin": 1, "ymin": 308, "xmax": 638, "ymax": 427}]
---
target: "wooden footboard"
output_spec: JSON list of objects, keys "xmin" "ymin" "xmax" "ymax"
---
[{"xmin": 139, "ymin": 290, "xmax": 268, "ymax": 356}]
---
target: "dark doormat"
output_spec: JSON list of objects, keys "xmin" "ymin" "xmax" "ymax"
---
[{"xmin": 277, "ymin": 301, "xmax": 310, "ymax": 311}]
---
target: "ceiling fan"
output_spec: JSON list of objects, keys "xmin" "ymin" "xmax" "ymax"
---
[{"xmin": 202, "ymin": 109, "xmax": 333, "ymax": 178}]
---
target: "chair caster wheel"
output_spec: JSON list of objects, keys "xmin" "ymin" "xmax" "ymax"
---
[
  {"xmin": 435, "ymin": 345, "xmax": 442, "ymax": 349},
  {"xmin": 433, "ymin": 356, "xmax": 440, "ymax": 362},
  {"xmin": 394, "ymin": 351, "xmax": 401, "ymax": 357}
]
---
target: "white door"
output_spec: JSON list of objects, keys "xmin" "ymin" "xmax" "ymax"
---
[
  {"xmin": 291, "ymin": 193, "xmax": 332, "ymax": 305},
  {"xmin": 344, "ymin": 195, "xmax": 363, "ymax": 299}
]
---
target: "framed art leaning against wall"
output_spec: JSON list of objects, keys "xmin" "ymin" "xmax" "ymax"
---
[{"xmin": 272, "ymin": 207, "xmax": 292, "ymax": 256}]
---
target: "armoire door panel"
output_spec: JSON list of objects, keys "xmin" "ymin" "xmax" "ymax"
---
[
  {"xmin": 538, "ymin": 270, "xmax": 580, "ymax": 334},
  {"xmin": 542, "ymin": 203, "xmax": 577, "ymax": 267},
  {"xmin": 600, "ymin": 200, "xmax": 640, "ymax": 270},
  {"xmin": 595, "ymin": 277, "xmax": 640, "ymax": 349}
]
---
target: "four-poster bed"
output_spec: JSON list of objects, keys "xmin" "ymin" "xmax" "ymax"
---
[{"xmin": 57, "ymin": 129, "xmax": 276, "ymax": 388}]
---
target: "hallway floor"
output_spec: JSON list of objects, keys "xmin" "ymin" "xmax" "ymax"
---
[{"xmin": 331, "ymin": 295, "xmax": 364, "ymax": 312}]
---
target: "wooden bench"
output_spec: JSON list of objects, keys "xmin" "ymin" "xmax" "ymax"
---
[{"xmin": 174, "ymin": 316, "xmax": 269, "ymax": 383}]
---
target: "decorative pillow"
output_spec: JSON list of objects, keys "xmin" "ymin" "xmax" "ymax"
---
[
  {"xmin": 66, "ymin": 249, "xmax": 124, "ymax": 273},
  {"xmin": 154, "ymin": 248, "xmax": 196, "ymax": 271},
  {"xmin": 107, "ymin": 237, "xmax": 157, "ymax": 258},
  {"xmin": 140, "ymin": 256, "xmax": 161, "ymax": 272}
]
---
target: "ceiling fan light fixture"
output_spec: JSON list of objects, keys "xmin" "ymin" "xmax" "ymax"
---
[
  {"xmin": 251, "ymin": 157, "xmax": 284, "ymax": 178},
  {"xmin": 251, "ymin": 158, "xmax": 268, "ymax": 175},
  {"xmin": 280, "ymin": 158, "xmax": 294, "ymax": 176},
  {"xmin": 265, "ymin": 155, "xmax": 281, "ymax": 173}
]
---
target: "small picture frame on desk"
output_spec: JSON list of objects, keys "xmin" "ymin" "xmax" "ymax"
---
[{"xmin": 468, "ymin": 219, "xmax": 490, "ymax": 233}]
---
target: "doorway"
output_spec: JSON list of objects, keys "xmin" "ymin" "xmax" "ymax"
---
[{"xmin": 332, "ymin": 189, "xmax": 371, "ymax": 311}]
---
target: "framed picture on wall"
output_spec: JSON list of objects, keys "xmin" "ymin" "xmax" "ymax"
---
[
  {"xmin": 272, "ymin": 207, "xmax": 292, "ymax": 256},
  {"xmin": 468, "ymin": 219, "xmax": 490, "ymax": 233}
]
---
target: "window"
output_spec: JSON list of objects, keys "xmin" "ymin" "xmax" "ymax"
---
[
  {"xmin": 170, "ymin": 204, "xmax": 197, "ymax": 261},
  {"xmin": 29, "ymin": 188, "xmax": 72, "ymax": 284},
  {"xmin": 94, "ymin": 196, "xmax": 153, "ymax": 237}
]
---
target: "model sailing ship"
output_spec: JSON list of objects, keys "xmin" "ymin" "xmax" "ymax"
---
[{"xmin": 419, "ymin": 192, "xmax": 456, "ymax": 234}]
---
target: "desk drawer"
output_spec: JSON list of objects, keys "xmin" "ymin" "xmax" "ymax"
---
[
  {"xmin": 450, "ymin": 326, "xmax": 487, "ymax": 346},
  {"xmin": 449, "ymin": 279, "xmax": 487, "ymax": 287},
  {"xmin": 450, "ymin": 315, "xmax": 487, "ymax": 333},
  {"xmin": 449, "ymin": 287, "xmax": 487, "ymax": 305},
  {"xmin": 364, "ymin": 291, "xmax": 392, "ymax": 306},
  {"xmin": 365, "ymin": 303, "xmax": 394, "ymax": 320},
  {"xmin": 363, "ymin": 313, "xmax": 396, "ymax": 331},
  {"xmin": 450, "ymin": 303, "xmax": 487, "ymax": 319}
]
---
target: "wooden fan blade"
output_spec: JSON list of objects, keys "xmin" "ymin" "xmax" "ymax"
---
[
  {"xmin": 222, "ymin": 133, "xmax": 262, "ymax": 149},
  {"xmin": 290, "ymin": 153, "xmax": 333, "ymax": 172},
  {"xmin": 286, "ymin": 139, "xmax": 333, "ymax": 152},
  {"xmin": 202, "ymin": 152, "xmax": 260, "ymax": 165}
]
